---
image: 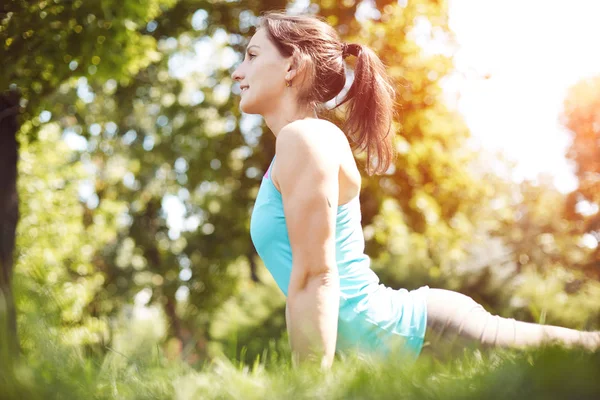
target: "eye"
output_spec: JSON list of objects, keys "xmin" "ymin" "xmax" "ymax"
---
[{"xmin": 247, "ymin": 53, "xmax": 256, "ymax": 60}]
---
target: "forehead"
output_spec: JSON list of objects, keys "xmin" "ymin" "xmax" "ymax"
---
[{"xmin": 248, "ymin": 28, "xmax": 271, "ymax": 48}]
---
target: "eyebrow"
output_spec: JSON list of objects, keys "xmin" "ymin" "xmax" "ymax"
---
[{"xmin": 246, "ymin": 45, "xmax": 260, "ymax": 53}]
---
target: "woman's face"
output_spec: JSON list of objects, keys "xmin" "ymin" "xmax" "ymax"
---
[{"xmin": 232, "ymin": 28, "xmax": 293, "ymax": 115}]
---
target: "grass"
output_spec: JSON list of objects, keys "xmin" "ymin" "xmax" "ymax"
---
[{"xmin": 2, "ymin": 326, "xmax": 600, "ymax": 400}]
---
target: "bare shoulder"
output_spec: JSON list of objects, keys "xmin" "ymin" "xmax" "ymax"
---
[
  {"xmin": 277, "ymin": 118, "xmax": 348, "ymax": 159},
  {"xmin": 274, "ymin": 118, "xmax": 360, "ymax": 202}
]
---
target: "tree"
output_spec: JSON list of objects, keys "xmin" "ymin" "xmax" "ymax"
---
[
  {"xmin": 562, "ymin": 75, "xmax": 600, "ymax": 279},
  {"xmin": 3, "ymin": 0, "xmax": 511, "ymax": 365},
  {"xmin": 1, "ymin": 0, "xmax": 176, "ymax": 358},
  {"xmin": 0, "ymin": 90, "xmax": 20, "ymax": 356},
  {"xmin": 15, "ymin": 123, "xmax": 121, "ymax": 351},
  {"xmin": 338, "ymin": 3, "xmax": 494, "ymax": 292},
  {"xmin": 2, "ymin": 0, "xmax": 294, "ymax": 360},
  {"xmin": 489, "ymin": 177, "xmax": 600, "ymax": 328}
]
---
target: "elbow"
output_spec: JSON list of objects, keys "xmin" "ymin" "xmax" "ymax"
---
[
  {"xmin": 288, "ymin": 264, "xmax": 339, "ymax": 296},
  {"xmin": 312, "ymin": 268, "xmax": 339, "ymax": 286}
]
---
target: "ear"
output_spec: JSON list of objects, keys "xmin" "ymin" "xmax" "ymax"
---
[{"xmin": 284, "ymin": 55, "xmax": 300, "ymax": 82}]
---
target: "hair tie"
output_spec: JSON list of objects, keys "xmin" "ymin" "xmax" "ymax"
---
[{"xmin": 342, "ymin": 42, "xmax": 361, "ymax": 59}]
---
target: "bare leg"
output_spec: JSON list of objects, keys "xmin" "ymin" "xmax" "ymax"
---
[{"xmin": 424, "ymin": 288, "xmax": 600, "ymax": 352}]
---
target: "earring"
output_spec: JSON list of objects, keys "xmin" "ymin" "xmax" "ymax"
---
[{"xmin": 286, "ymin": 80, "xmax": 292, "ymax": 87}]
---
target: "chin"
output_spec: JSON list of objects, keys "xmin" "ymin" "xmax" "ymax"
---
[{"xmin": 239, "ymin": 97, "xmax": 261, "ymax": 115}]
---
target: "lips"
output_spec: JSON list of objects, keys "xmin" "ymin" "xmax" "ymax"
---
[{"xmin": 240, "ymin": 85, "xmax": 249, "ymax": 94}]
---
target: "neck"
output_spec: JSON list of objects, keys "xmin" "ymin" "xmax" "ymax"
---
[{"xmin": 262, "ymin": 92, "xmax": 318, "ymax": 137}]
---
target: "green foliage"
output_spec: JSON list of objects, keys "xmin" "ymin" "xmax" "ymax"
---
[
  {"xmin": 208, "ymin": 275, "xmax": 288, "ymax": 363},
  {"xmin": 2, "ymin": 316, "xmax": 185, "ymax": 399},
  {"xmin": 188, "ymin": 347, "xmax": 600, "ymax": 400},
  {"xmin": 489, "ymin": 180, "xmax": 600, "ymax": 327},
  {"xmin": 3, "ymin": 327, "xmax": 600, "ymax": 400},
  {"xmin": 339, "ymin": 2, "xmax": 495, "ymax": 290},
  {"xmin": 1, "ymin": 0, "xmax": 177, "ymax": 120},
  {"xmin": 15, "ymin": 123, "xmax": 124, "ymax": 348},
  {"xmin": 562, "ymin": 75, "xmax": 600, "ymax": 279},
  {"xmin": 513, "ymin": 267, "xmax": 600, "ymax": 329},
  {"xmin": 4, "ymin": 0, "xmax": 600, "ymax": 380},
  {"xmin": 442, "ymin": 167, "xmax": 599, "ymax": 328}
]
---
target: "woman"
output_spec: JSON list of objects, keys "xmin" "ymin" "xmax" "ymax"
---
[{"xmin": 232, "ymin": 11, "xmax": 600, "ymax": 368}]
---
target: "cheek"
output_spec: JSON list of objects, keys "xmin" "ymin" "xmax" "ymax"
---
[
  {"xmin": 258, "ymin": 58, "xmax": 287, "ymax": 89},
  {"xmin": 241, "ymin": 62, "xmax": 285, "ymax": 111}
]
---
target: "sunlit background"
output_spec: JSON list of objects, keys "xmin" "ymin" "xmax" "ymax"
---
[
  {"xmin": 2, "ymin": 1, "xmax": 600, "ymax": 396},
  {"xmin": 448, "ymin": 0, "xmax": 600, "ymax": 193},
  {"xmin": 156, "ymin": 0, "xmax": 600, "ymax": 232},
  {"xmin": 168, "ymin": 0, "xmax": 600, "ymax": 195}
]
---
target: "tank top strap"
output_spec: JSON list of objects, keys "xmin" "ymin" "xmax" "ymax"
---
[{"xmin": 264, "ymin": 155, "xmax": 276, "ymax": 180}]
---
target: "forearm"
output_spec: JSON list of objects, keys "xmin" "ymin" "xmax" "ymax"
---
[{"xmin": 286, "ymin": 271, "xmax": 339, "ymax": 368}]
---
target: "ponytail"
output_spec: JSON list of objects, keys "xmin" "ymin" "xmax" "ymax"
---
[
  {"xmin": 335, "ymin": 44, "xmax": 396, "ymax": 176},
  {"xmin": 257, "ymin": 12, "xmax": 396, "ymax": 175}
]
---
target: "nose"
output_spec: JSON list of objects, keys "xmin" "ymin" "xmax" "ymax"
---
[{"xmin": 232, "ymin": 63, "xmax": 244, "ymax": 82}]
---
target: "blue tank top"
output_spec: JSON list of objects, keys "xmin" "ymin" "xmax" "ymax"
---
[{"xmin": 250, "ymin": 156, "xmax": 429, "ymax": 358}]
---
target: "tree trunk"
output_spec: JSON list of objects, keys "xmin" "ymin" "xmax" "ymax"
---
[
  {"xmin": 247, "ymin": 250, "xmax": 260, "ymax": 283},
  {"xmin": 0, "ymin": 90, "xmax": 20, "ymax": 358},
  {"xmin": 164, "ymin": 294, "xmax": 184, "ymax": 344}
]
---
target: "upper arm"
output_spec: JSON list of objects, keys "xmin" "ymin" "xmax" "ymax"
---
[{"xmin": 275, "ymin": 122, "xmax": 340, "ymax": 293}]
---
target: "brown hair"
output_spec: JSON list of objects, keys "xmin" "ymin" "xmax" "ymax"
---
[{"xmin": 259, "ymin": 11, "xmax": 396, "ymax": 175}]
